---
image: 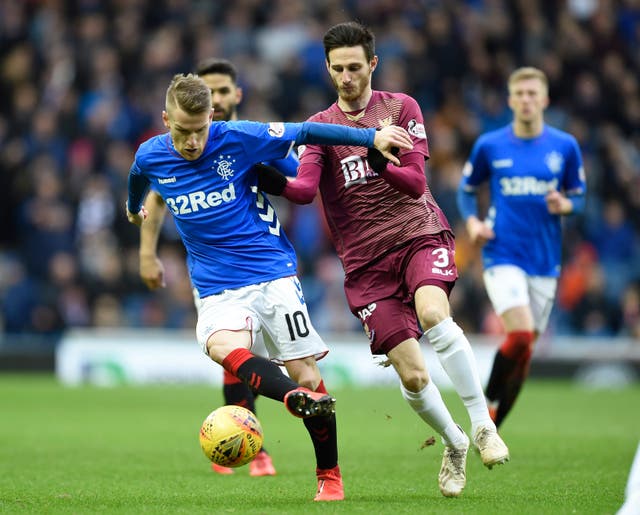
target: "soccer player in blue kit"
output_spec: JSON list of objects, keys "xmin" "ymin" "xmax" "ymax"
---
[
  {"xmin": 457, "ymin": 67, "xmax": 587, "ymax": 428},
  {"xmin": 126, "ymin": 73, "xmax": 412, "ymax": 501},
  {"xmin": 138, "ymin": 58, "xmax": 298, "ymax": 477}
]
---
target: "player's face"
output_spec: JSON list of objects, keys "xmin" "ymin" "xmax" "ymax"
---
[
  {"xmin": 508, "ymin": 78, "xmax": 549, "ymax": 124},
  {"xmin": 162, "ymin": 106, "xmax": 213, "ymax": 161},
  {"xmin": 326, "ymin": 46, "xmax": 377, "ymax": 103},
  {"xmin": 201, "ymin": 73, "xmax": 242, "ymax": 122}
]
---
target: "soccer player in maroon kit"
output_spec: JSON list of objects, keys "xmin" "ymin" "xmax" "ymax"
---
[{"xmin": 259, "ymin": 21, "xmax": 509, "ymax": 498}]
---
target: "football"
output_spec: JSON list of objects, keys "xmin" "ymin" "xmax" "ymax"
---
[{"xmin": 199, "ymin": 405, "xmax": 264, "ymax": 467}]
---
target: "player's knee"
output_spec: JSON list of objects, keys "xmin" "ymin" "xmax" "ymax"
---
[
  {"xmin": 399, "ymin": 368, "xmax": 429, "ymax": 393},
  {"xmin": 417, "ymin": 305, "xmax": 448, "ymax": 332}
]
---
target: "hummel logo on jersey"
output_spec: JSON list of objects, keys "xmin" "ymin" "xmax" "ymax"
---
[
  {"xmin": 252, "ymin": 187, "xmax": 281, "ymax": 236},
  {"xmin": 158, "ymin": 176, "xmax": 176, "ymax": 184},
  {"xmin": 212, "ymin": 154, "xmax": 236, "ymax": 180},
  {"xmin": 166, "ymin": 183, "xmax": 236, "ymax": 215},
  {"xmin": 293, "ymin": 277, "xmax": 305, "ymax": 305},
  {"xmin": 492, "ymin": 159, "xmax": 513, "ymax": 168}
]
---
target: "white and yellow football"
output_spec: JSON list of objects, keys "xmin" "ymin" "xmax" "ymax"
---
[{"xmin": 199, "ymin": 405, "xmax": 263, "ymax": 467}]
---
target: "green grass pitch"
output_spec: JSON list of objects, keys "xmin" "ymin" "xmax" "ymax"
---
[{"xmin": 0, "ymin": 373, "xmax": 638, "ymax": 514}]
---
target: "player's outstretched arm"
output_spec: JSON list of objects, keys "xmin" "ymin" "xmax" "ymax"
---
[
  {"xmin": 293, "ymin": 122, "xmax": 412, "ymax": 162},
  {"xmin": 139, "ymin": 191, "xmax": 167, "ymax": 290}
]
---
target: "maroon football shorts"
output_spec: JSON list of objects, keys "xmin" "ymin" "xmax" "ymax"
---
[{"xmin": 344, "ymin": 232, "xmax": 457, "ymax": 355}]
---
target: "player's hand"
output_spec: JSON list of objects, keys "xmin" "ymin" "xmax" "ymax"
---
[
  {"xmin": 466, "ymin": 216, "xmax": 495, "ymax": 246},
  {"xmin": 139, "ymin": 254, "xmax": 166, "ymax": 290},
  {"xmin": 545, "ymin": 190, "xmax": 573, "ymax": 215},
  {"xmin": 373, "ymin": 126, "xmax": 413, "ymax": 165},
  {"xmin": 126, "ymin": 202, "xmax": 148, "ymax": 226}
]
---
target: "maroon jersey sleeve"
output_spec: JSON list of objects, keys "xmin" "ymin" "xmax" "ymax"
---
[{"xmin": 298, "ymin": 91, "xmax": 452, "ymax": 274}]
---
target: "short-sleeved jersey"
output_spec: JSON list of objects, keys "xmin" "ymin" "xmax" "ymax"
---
[
  {"xmin": 299, "ymin": 90, "xmax": 450, "ymax": 274},
  {"xmin": 130, "ymin": 121, "xmax": 301, "ymax": 297},
  {"xmin": 460, "ymin": 124, "xmax": 586, "ymax": 276}
]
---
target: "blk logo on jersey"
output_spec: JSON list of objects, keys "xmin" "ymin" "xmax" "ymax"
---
[
  {"xmin": 341, "ymin": 155, "xmax": 377, "ymax": 188},
  {"xmin": 166, "ymin": 183, "xmax": 236, "ymax": 215},
  {"xmin": 212, "ymin": 154, "xmax": 236, "ymax": 180}
]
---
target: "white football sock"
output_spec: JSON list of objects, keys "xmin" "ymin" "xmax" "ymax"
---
[
  {"xmin": 400, "ymin": 380, "xmax": 467, "ymax": 448},
  {"xmin": 425, "ymin": 317, "xmax": 495, "ymax": 435}
]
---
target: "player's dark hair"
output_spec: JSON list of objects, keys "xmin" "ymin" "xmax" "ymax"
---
[
  {"xmin": 323, "ymin": 21, "xmax": 375, "ymax": 62},
  {"xmin": 195, "ymin": 58, "xmax": 238, "ymax": 84}
]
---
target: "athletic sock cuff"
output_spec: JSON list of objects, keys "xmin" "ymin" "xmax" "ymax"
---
[
  {"xmin": 222, "ymin": 348, "xmax": 253, "ymax": 376},
  {"xmin": 500, "ymin": 331, "xmax": 535, "ymax": 360}
]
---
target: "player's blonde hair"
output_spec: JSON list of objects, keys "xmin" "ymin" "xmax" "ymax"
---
[
  {"xmin": 165, "ymin": 73, "xmax": 212, "ymax": 115},
  {"xmin": 508, "ymin": 67, "xmax": 548, "ymax": 95}
]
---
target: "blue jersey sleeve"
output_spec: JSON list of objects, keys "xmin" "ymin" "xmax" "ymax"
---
[
  {"xmin": 263, "ymin": 151, "xmax": 299, "ymax": 177},
  {"xmin": 293, "ymin": 121, "xmax": 376, "ymax": 147}
]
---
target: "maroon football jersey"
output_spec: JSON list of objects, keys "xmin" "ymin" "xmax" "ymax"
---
[{"xmin": 299, "ymin": 90, "xmax": 452, "ymax": 274}]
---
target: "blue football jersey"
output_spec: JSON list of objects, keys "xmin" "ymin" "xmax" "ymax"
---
[
  {"xmin": 459, "ymin": 124, "xmax": 586, "ymax": 276},
  {"xmin": 130, "ymin": 121, "xmax": 303, "ymax": 297}
]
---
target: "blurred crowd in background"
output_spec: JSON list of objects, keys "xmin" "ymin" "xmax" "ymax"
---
[{"xmin": 1, "ymin": 0, "xmax": 639, "ymax": 344}]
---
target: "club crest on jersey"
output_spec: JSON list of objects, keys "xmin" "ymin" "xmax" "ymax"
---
[
  {"xmin": 378, "ymin": 116, "xmax": 393, "ymax": 127},
  {"xmin": 212, "ymin": 154, "xmax": 236, "ymax": 180},
  {"xmin": 407, "ymin": 119, "xmax": 426, "ymax": 139},
  {"xmin": 268, "ymin": 122, "xmax": 285, "ymax": 138},
  {"xmin": 545, "ymin": 151, "xmax": 564, "ymax": 174}
]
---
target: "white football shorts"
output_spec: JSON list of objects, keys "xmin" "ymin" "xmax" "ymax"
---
[
  {"xmin": 483, "ymin": 264, "xmax": 557, "ymax": 333},
  {"xmin": 192, "ymin": 287, "xmax": 269, "ymax": 359},
  {"xmin": 195, "ymin": 276, "xmax": 328, "ymax": 364}
]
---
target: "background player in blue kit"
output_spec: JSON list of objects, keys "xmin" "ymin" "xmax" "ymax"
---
[
  {"xmin": 457, "ymin": 67, "xmax": 587, "ymax": 428},
  {"xmin": 138, "ymin": 58, "xmax": 298, "ymax": 477},
  {"xmin": 126, "ymin": 73, "xmax": 412, "ymax": 501}
]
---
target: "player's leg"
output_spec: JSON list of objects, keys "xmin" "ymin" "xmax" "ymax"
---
[
  {"xmin": 406, "ymin": 237, "xmax": 508, "ymax": 468},
  {"xmin": 263, "ymin": 276, "xmax": 343, "ymax": 501},
  {"xmin": 346, "ymin": 255, "xmax": 469, "ymax": 497},
  {"xmin": 486, "ymin": 306, "xmax": 535, "ymax": 427},
  {"xmin": 196, "ymin": 286, "xmax": 333, "ymax": 418},
  {"xmin": 285, "ymin": 358, "xmax": 343, "ymax": 501},
  {"xmin": 490, "ymin": 274, "xmax": 556, "ymax": 427},
  {"xmin": 483, "ymin": 266, "xmax": 554, "ymax": 427},
  {"xmin": 386, "ymin": 337, "xmax": 470, "ymax": 497}
]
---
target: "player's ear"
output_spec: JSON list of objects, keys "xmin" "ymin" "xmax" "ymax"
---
[
  {"xmin": 370, "ymin": 55, "xmax": 379, "ymax": 72},
  {"xmin": 541, "ymin": 94, "xmax": 549, "ymax": 110},
  {"xmin": 235, "ymin": 86, "xmax": 243, "ymax": 105},
  {"xmin": 162, "ymin": 110, "xmax": 170, "ymax": 129}
]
